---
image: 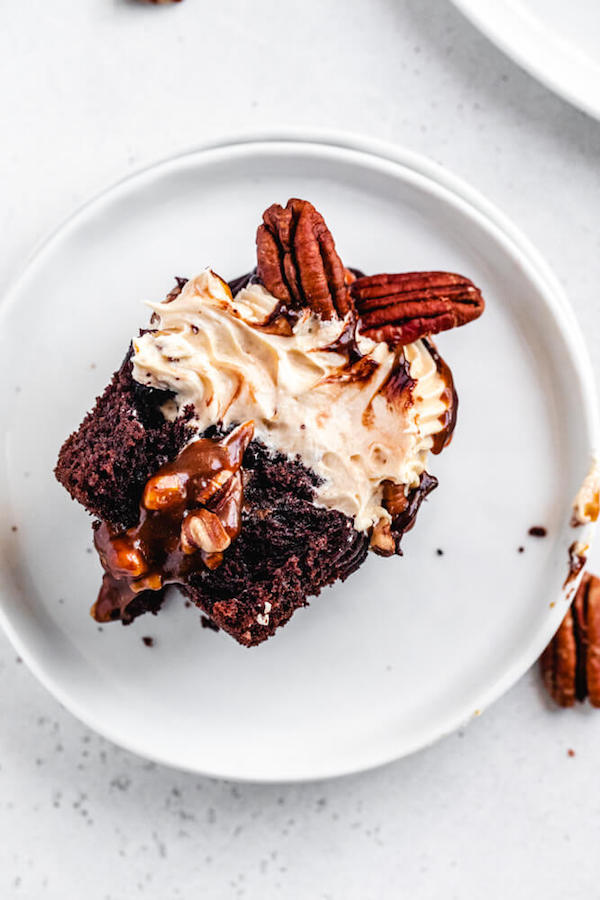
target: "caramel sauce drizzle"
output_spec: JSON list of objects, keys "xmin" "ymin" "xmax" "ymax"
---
[
  {"xmin": 92, "ymin": 422, "xmax": 254, "ymax": 623},
  {"xmin": 423, "ymin": 338, "xmax": 458, "ymax": 455}
]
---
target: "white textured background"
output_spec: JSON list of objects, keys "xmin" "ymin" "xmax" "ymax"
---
[{"xmin": 1, "ymin": 1, "xmax": 600, "ymax": 898}]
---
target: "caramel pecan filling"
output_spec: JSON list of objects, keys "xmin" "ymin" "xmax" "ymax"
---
[{"xmin": 92, "ymin": 422, "xmax": 254, "ymax": 623}]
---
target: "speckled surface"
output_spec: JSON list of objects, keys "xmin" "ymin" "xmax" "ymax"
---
[{"xmin": 1, "ymin": 1, "xmax": 600, "ymax": 897}]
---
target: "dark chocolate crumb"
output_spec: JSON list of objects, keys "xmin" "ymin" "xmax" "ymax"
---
[
  {"xmin": 436, "ymin": 548, "xmax": 444, "ymax": 556},
  {"xmin": 10, "ymin": 525, "xmax": 18, "ymax": 532},
  {"xmin": 528, "ymin": 526, "xmax": 547, "ymax": 538},
  {"xmin": 55, "ymin": 355, "xmax": 195, "ymax": 528},
  {"xmin": 201, "ymin": 616, "xmax": 220, "ymax": 633},
  {"xmin": 97, "ymin": 626, "xmax": 104, "ymax": 632},
  {"xmin": 518, "ymin": 546, "xmax": 525, "ymax": 553},
  {"xmin": 184, "ymin": 600, "xmax": 192, "ymax": 608},
  {"xmin": 567, "ymin": 748, "xmax": 575, "ymax": 758},
  {"xmin": 142, "ymin": 636, "xmax": 155, "ymax": 647}
]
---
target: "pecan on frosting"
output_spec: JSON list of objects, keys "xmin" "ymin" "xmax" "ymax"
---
[
  {"xmin": 540, "ymin": 572, "xmax": 600, "ymax": 708},
  {"xmin": 256, "ymin": 198, "xmax": 354, "ymax": 320},
  {"xmin": 92, "ymin": 422, "xmax": 254, "ymax": 623},
  {"xmin": 351, "ymin": 271, "xmax": 485, "ymax": 346}
]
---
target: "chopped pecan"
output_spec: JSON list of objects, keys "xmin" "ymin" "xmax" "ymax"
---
[
  {"xmin": 382, "ymin": 481, "xmax": 408, "ymax": 518},
  {"xmin": 100, "ymin": 536, "xmax": 148, "ymax": 579},
  {"xmin": 369, "ymin": 518, "xmax": 395, "ymax": 556},
  {"xmin": 142, "ymin": 472, "xmax": 187, "ymax": 511},
  {"xmin": 351, "ymin": 271, "xmax": 484, "ymax": 346},
  {"xmin": 181, "ymin": 508, "xmax": 232, "ymax": 555},
  {"xmin": 366, "ymin": 474, "xmax": 439, "ymax": 557},
  {"xmin": 540, "ymin": 572, "xmax": 600, "ymax": 707},
  {"xmin": 256, "ymin": 198, "xmax": 353, "ymax": 320}
]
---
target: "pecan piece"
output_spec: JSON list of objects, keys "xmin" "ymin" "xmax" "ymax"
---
[
  {"xmin": 540, "ymin": 572, "xmax": 600, "ymax": 707},
  {"xmin": 382, "ymin": 480, "xmax": 408, "ymax": 518},
  {"xmin": 181, "ymin": 508, "xmax": 231, "ymax": 555},
  {"xmin": 142, "ymin": 472, "xmax": 187, "ymax": 511},
  {"xmin": 256, "ymin": 198, "xmax": 353, "ymax": 320},
  {"xmin": 370, "ymin": 518, "xmax": 396, "ymax": 556},
  {"xmin": 351, "ymin": 271, "xmax": 484, "ymax": 346}
]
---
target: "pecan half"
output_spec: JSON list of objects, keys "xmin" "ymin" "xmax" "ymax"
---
[
  {"xmin": 351, "ymin": 271, "xmax": 484, "ymax": 345},
  {"xmin": 540, "ymin": 572, "xmax": 600, "ymax": 708},
  {"xmin": 256, "ymin": 198, "xmax": 353, "ymax": 320}
]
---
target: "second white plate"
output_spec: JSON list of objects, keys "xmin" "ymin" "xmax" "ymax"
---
[
  {"xmin": 0, "ymin": 132, "xmax": 597, "ymax": 781},
  {"xmin": 451, "ymin": 0, "xmax": 600, "ymax": 119}
]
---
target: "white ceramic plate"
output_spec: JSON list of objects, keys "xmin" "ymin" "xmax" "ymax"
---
[
  {"xmin": 0, "ymin": 132, "xmax": 597, "ymax": 782},
  {"xmin": 450, "ymin": 0, "xmax": 600, "ymax": 119}
]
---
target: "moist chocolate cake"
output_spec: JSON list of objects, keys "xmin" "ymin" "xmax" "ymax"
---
[{"xmin": 55, "ymin": 198, "xmax": 485, "ymax": 646}]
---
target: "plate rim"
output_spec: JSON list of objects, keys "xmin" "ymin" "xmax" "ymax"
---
[
  {"xmin": 0, "ymin": 129, "xmax": 598, "ymax": 782},
  {"xmin": 449, "ymin": 0, "xmax": 600, "ymax": 120}
]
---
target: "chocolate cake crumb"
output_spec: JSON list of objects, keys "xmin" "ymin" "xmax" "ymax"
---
[
  {"xmin": 567, "ymin": 748, "xmax": 575, "ymax": 758},
  {"xmin": 436, "ymin": 548, "xmax": 443, "ymax": 556},
  {"xmin": 10, "ymin": 525, "xmax": 17, "ymax": 532},
  {"xmin": 201, "ymin": 616, "xmax": 220, "ymax": 632},
  {"xmin": 528, "ymin": 526, "xmax": 547, "ymax": 537},
  {"xmin": 184, "ymin": 600, "xmax": 192, "ymax": 608},
  {"xmin": 518, "ymin": 546, "xmax": 525, "ymax": 553},
  {"xmin": 142, "ymin": 636, "xmax": 154, "ymax": 647},
  {"xmin": 55, "ymin": 353, "xmax": 194, "ymax": 528}
]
